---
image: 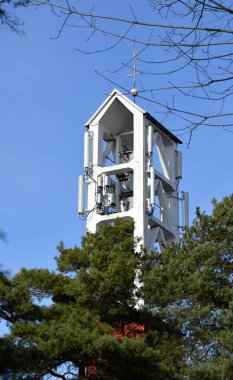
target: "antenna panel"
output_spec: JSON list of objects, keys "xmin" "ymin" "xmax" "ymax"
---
[
  {"xmin": 182, "ymin": 192, "xmax": 189, "ymax": 227},
  {"xmin": 148, "ymin": 125, "xmax": 154, "ymax": 154},
  {"xmin": 176, "ymin": 151, "xmax": 182, "ymax": 179},
  {"xmin": 84, "ymin": 131, "xmax": 90, "ymax": 171},
  {"xmin": 78, "ymin": 175, "xmax": 85, "ymax": 214}
]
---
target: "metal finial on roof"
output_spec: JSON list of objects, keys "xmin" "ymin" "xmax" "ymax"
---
[{"xmin": 128, "ymin": 45, "xmax": 142, "ymax": 102}]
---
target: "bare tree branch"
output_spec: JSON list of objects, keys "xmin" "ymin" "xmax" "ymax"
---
[
  {"xmin": 34, "ymin": 0, "xmax": 233, "ymax": 35},
  {"xmin": 29, "ymin": 0, "xmax": 233, "ymax": 144}
]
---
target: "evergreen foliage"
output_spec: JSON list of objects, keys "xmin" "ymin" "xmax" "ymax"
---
[
  {"xmin": 143, "ymin": 195, "xmax": 233, "ymax": 379},
  {"xmin": 0, "ymin": 195, "xmax": 232, "ymax": 379}
]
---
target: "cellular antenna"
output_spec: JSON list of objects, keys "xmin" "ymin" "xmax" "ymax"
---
[{"xmin": 128, "ymin": 45, "xmax": 142, "ymax": 102}]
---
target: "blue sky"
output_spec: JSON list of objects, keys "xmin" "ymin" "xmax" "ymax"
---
[{"xmin": 1, "ymin": 0, "xmax": 232, "ymax": 277}]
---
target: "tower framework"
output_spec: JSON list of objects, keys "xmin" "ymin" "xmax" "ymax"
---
[{"xmin": 78, "ymin": 89, "xmax": 187, "ymax": 250}]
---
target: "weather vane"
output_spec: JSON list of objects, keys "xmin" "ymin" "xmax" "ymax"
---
[{"xmin": 128, "ymin": 45, "xmax": 142, "ymax": 102}]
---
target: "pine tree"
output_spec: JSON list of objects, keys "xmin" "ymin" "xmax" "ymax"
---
[
  {"xmin": 0, "ymin": 219, "xmax": 183, "ymax": 379},
  {"xmin": 143, "ymin": 195, "xmax": 233, "ymax": 379},
  {"xmin": 0, "ymin": 195, "xmax": 232, "ymax": 379}
]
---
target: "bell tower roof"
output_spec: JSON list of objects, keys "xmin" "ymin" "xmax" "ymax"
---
[{"xmin": 85, "ymin": 88, "xmax": 182, "ymax": 144}]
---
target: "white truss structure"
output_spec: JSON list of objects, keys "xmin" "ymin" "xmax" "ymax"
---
[{"xmin": 78, "ymin": 89, "xmax": 187, "ymax": 250}]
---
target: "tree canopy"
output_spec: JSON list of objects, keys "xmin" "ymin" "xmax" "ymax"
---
[
  {"xmin": 0, "ymin": 220, "xmax": 183, "ymax": 379},
  {"xmin": 0, "ymin": 195, "xmax": 232, "ymax": 379},
  {"xmin": 143, "ymin": 194, "xmax": 233, "ymax": 378}
]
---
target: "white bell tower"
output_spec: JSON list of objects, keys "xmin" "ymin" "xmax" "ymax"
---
[{"xmin": 78, "ymin": 89, "xmax": 187, "ymax": 250}]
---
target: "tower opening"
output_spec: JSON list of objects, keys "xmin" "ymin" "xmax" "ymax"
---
[{"xmin": 79, "ymin": 89, "xmax": 188, "ymax": 250}]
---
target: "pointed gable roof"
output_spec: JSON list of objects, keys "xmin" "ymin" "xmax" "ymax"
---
[
  {"xmin": 85, "ymin": 89, "xmax": 144, "ymax": 127},
  {"xmin": 85, "ymin": 89, "xmax": 182, "ymax": 144}
]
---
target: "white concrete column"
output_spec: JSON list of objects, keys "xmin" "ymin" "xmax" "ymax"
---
[{"xmin": 133, "ymin": 113, "xmax": 147, "ymax": 247}]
